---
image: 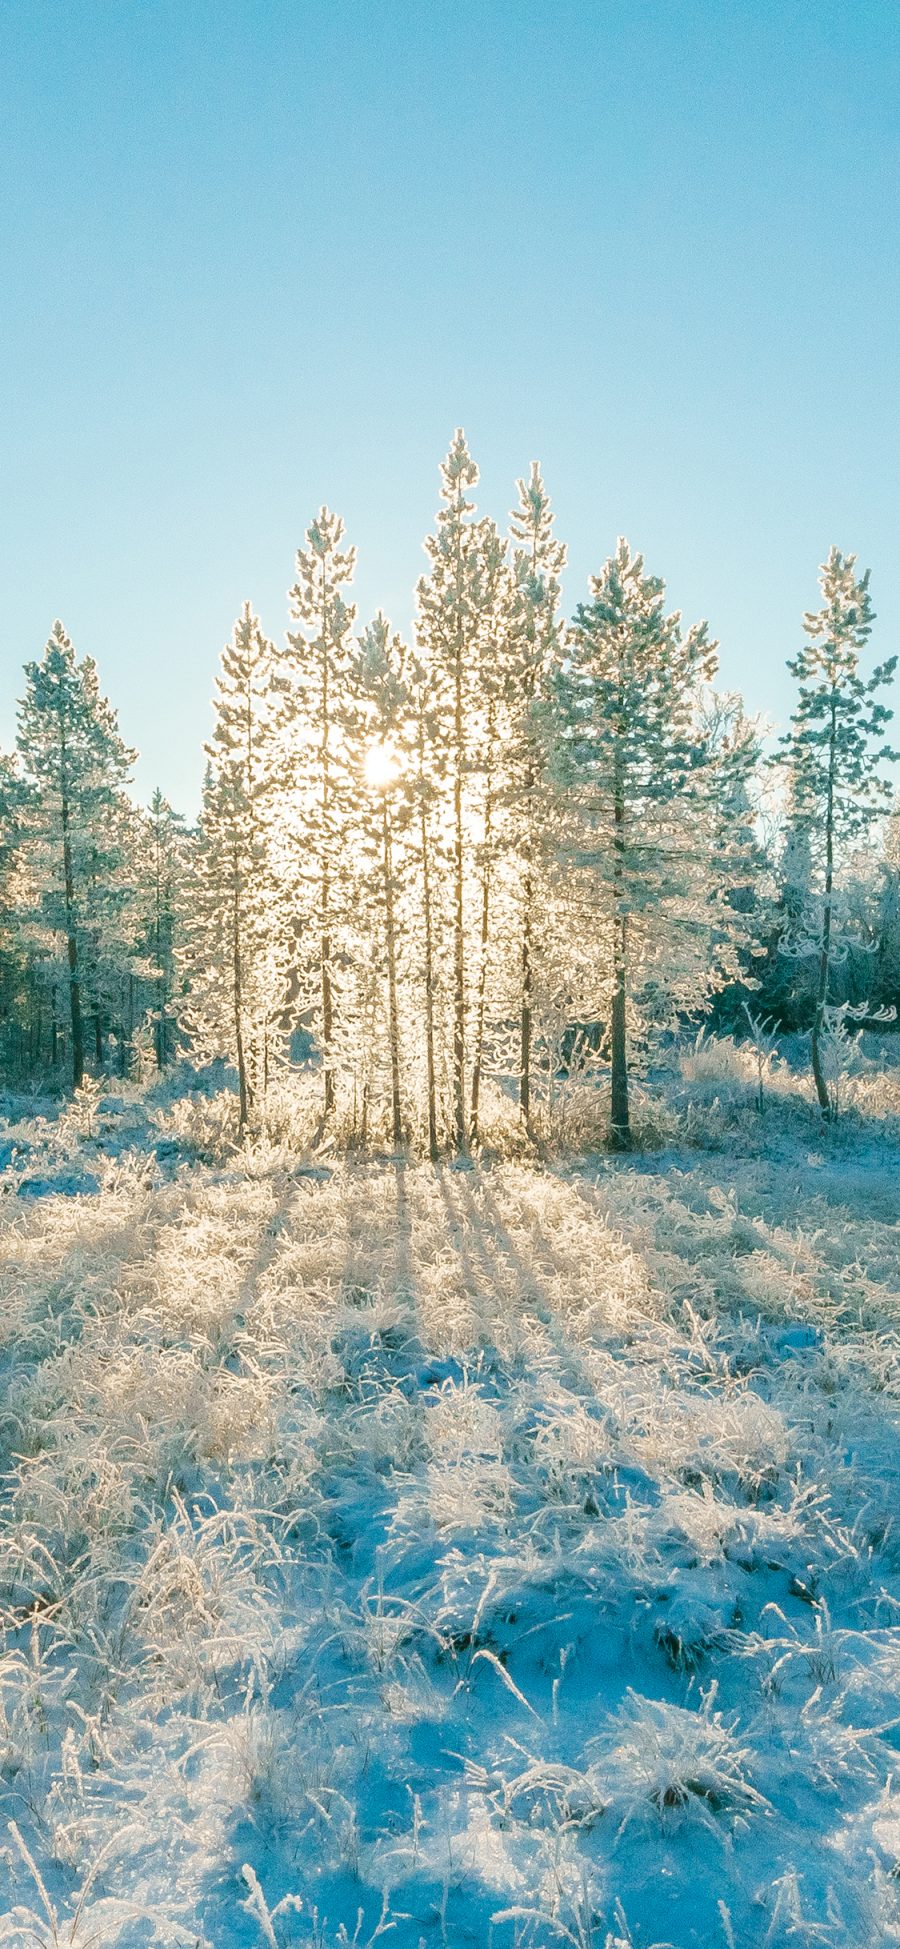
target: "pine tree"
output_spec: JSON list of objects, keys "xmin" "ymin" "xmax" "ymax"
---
[
  {"xmin": 351, "ymin": 614, "xmax": 416, "ymax": 1145},
  {"xmin": 190, "ymin": 604, "xmax": 280, "ymax": 1128},
  {"xmin": 874, "ymin": 797, "xmax": 900, "ymax": 1017},
  {"xmin": 415, "ymin": 432, "xmax": 503, "ymax": 1148},
  {"xmin": 144, "ymin": 789, "xmax": 189, "ymax": 1069},
  {"xmin": 506, "ymin": 464, "xmax": 567, "ymax": 1127},
  {"xmin": 468, "ymin": 518, "xmax": 513, "ymax": 1143},
  {"xmin": 16, "ymin": 623, "xmax": 136, "ymax": 1087},
  {"xmin": 0, "ymin": 751, "xmax": 29, "ymax": 1076},
  {"xmin": 409, "ymin": 650, "xmax": 444, "ymax": 1157},
  {"xmin": 558, "ymin": 540, "xmax": 719, "ymax": 1148},
  {"xmin": 281, "ymin": 509, "xmax": 357, "ymax": 1127},
  {"xmin": 783, "ymin": 548, "xmax": 896, "ymax": 1114},
  {"xmin": 699, "ymin": 692, "xmax": 771, "ymax": 1029}
]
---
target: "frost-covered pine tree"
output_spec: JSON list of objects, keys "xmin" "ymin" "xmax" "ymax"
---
[
  {"xmin": 16, "ymin": 623, "xmax": 136, "ymax": 1086},
  {"xmin": 350, "ymin": 614, "xmax": 416, "ymax": 1145},
  {"xmin": 280, "ymin": 509, "xmax": 357, "ymax": 1127},
  {"xmin": 874, "ymin": 796, "xmax": 900, "ymax": 1016},
  {"xmin": 468, "ymin": 516, "xmax": 513, "ymax": 1142},
  {"xmin": 416, "ymin": 434, "xmax": 481, "ymax": 1146},
  {"xmin": 190, "ymin": 604, "xmax": 280, "ymax": 1128},
  {"xmin": 557, "ymin": 541, "xmax": 719, "ymax": 1148},
  {"xmin": 143, "ymin": 789, "xmax": 189, "ymax": 1069},
  {"xmin": 415, "ymin": 433, "xmax": 509, "ymax": 1147},
  {"xmin": 505, "ymin": 463, "xmax": 567, "ymax": 1127},
  {"xmin": 0, "ymin": 750, "xmax": 30, "ymax": 1075},
  {"xmin": 698, "ymin": 692, "xmax": 771, "ymax": 1026},
  {"xmin": 408, "ymin": 649, "xmax": 445, "ymax": 1157},
  {"xmin": 783, "ymin": 548, "xmax": 896, "ymax": 1114}
]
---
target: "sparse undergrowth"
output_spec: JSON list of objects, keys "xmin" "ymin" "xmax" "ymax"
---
[{"xmin": 0, "ymin": 1059, "xmax": 898, "ymax": 1947}]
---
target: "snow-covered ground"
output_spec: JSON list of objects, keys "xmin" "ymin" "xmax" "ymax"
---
[{"xmin": 1, "ymin": 1076, "xmax": 899, "ymax": 1947}]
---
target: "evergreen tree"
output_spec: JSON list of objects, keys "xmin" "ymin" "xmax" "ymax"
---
[
  {"xmin": 189, "ymin": 604, "xmax": 280, "ymax": 1128},
  {"xmin": 505, "ymin": 463, "xmax": 567, "ymax": 1127},
  {"xmin": 409, "ymin": 650, "xmax": 445, "ymax": 1157},
  {"xmin": 468, "ymin": 517, "xmax": 513, "ymax": 1142},
  {"xmin": 281, "ymin": 509, "xmax": 357, "ymax": 1127},
  {"xmin": 558, "ymin": 540, "xmax": 719, "ymax": 1148},
  {"xmin": 700, "ymin": 692, "xmax": 770, "ymax": 1029},
  {"xmin": 16, "ymin": 623, "xmax": 136, "ymax": 1087},
  {"xmin": 874, "ymin": 797, "xmax": 900, "ymax": 1016},
  {"xmin": 143, "ymin": 789, "xmax": 189, "ymax": 1069},
  {"xmin": 783, "ymin": 548, "xmax": 896, "ymax": 1113},
  {"xmin": 0, "ymin": 751, "xmax": 30, "ymax": 1076},
  {"xmin": 415, "ymin": 432, "xmax": 503, "ymax": 1147},
  {"xmin": 351, "ymin": 615, "xmax": 416, "ymax": 1145}
]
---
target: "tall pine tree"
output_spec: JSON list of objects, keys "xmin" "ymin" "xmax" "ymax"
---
[
  {"xmin": 783, "ymin": 548, "xmax": 896, "ymax": 1113},
  {"xmin": 558, "ymin": 541, "xmax": 719, "ymax": 1148},
  {"xmin": 506, "ymin": 464, "xmax": 567, "ymax": 1127},
  {"xmin": 17, "ymin": 623, "xmax": 136, "ymax": 1087},
  {"xmin": 281, "ymin": 509, "xmax": 357, "ymax": 1127},
  {"xmin": 190, "ymin": 604, "xmax": 281, "ymax": 1128}
]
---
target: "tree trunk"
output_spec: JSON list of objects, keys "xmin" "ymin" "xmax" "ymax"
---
[
  {"xmin": 450, "ymin": 510, "xmax": 467, "ymax": 1151},
  {"xmin": 470, "ymin": 699, "xmax": 496, "ymax": 1146},
  {"xmin": 154, "ymin": 822, "xmax": 166, "ymax": 1069},
  {"xmin": 382, "ymin": 799, "xmax": 403, "ymax": 1146},
  {"xmin": 811, "ymin": 694, "xmax": 838, "ymax": 1117},
  {"xmin": 319, "ymin": 569, "xmax": 335, "ymax": 1123},
  {"xmin": 452, "ymin": 713, "xmax": 466, "ymax": 1149},
  {"xmin": 520, "ymin": 867, "xmax": 533, "ymax": 1129},
  {"xmin": 58, "ymin": 721, "xmax": 84, "ymax": 1089},
  {"xmin": 418, "ymin": 776, "xmax": 439, "ymax": 1161},
  {"xmin": 321, "ymin": 910, "xmax": 334, "ymax": 1118},
  {"xmin": 232, "ymin": 855, "xmax": 249, "ymax": 1132},
  {"xmin": 609, "ymin": 730, "xmax": 630, "ymax": 1150},
  {"xmin": 518, "ymin": 536, "xmax": 540, "ymax": 1128}
]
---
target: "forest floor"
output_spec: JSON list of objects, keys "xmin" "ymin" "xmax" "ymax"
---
[{"xmin": 1, "ymin": 1070, "xmax": 899, "ymax": 1947}]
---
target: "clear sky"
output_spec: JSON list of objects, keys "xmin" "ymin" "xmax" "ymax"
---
[{"xmin": 1, "ymin": 0, "xmax": 897, "ymax": 813}]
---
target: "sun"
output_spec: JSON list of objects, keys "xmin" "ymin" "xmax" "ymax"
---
[{"xmin": 364, "ymin": 741, "xmax": 400, "ymax": 791}]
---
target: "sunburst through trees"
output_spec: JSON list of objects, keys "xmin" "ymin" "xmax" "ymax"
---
[{"xmin": 1, "ymin": 433, "xmax": 896, "ymax": 1142}]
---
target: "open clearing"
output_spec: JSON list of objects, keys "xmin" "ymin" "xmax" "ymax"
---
[{"xmin": 1, "ymin": 1096, "xmax": 899, "ymax": 1947}]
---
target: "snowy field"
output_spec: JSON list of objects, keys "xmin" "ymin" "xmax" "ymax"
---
[{"xmin": 1, "ymin": 1072, "xmax": 900, "ymax": 1947}]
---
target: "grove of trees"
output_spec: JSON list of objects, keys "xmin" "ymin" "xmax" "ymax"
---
[{"xmin": 1, "ymin": 434, "xmax": 897, "ymax": 1143}]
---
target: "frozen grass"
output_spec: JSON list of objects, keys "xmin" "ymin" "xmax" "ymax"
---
[{"xmin": 0, "ymin": 1063, "xmax": 899, "ymax": 1945}]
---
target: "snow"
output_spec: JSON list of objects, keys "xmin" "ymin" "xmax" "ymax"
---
[{"xmin": 0, "ymin": 1082, "xmax": 899, "ymax": 1946}]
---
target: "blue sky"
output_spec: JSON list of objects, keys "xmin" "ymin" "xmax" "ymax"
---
[{"xmin": 1, "ymin": 0, "xmax": 897, "ymax": 812}]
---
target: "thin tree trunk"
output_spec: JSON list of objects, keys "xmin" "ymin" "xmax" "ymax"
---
[
  {"xmin": 156, "ymin": 977, "xmax": 165, "ymax": 1070},
  {"xmin": 452, "ymin": 684, "xmax": 466, "ymax": 1148},
  {"xmin": 58, "ymin": 719, "xmax": 84, "ymax": 1089},
  {"xmin": 451, "ymin": 502, "xmax": 467, "ymax": 1151},
  {"xmin": 122, "ymin": 972, "xmax": 134, "ymax": 1077},
  {"xmin": 418, "ymin": 768, "xmax": 439, "ymax": 1161},
  {"xmin": 154, "ymin": 818, "xmax": 166, "ymax": 1070},
  {"xmin": 811, "ymin": 693, "xmax": 838, "ymax": 1116},
  {"xmin": 320, "ymin": 568, "xmax": 335, "ymax": 1122},
  {"xmin": 232, "ymin": 849, "xmax": 249, "ymax": 1131},
  {"xmin": 520, "ymin": 871, "xmax": 533, "ymax": 1127},
  {"xmin": 382, "ymin": 798, "xmax": 403, "ymax": 1146},
  {"xmin": 321, "ymin": 907, "xmax": 334, "ymax": 1118},
  {"xmin": 609, "ymin": 728, "xmax": 630, "ymax": 1150},
  {"xmin": 470, "ymin": 709, "xmax": 495, "ymax": 1143},
  {"xmin": 519, "ymin": 522, "xmax": 541, "ymax": 1127}
]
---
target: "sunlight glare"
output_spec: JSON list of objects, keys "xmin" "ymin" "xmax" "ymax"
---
[{"xmin": 364, "ymin": 741, "xmax": 400, "ymax": 791}]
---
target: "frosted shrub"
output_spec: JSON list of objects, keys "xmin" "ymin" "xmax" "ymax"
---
[
  {"xmin": 150, "ymin": 1087, "xmax": 239, "ymax": 1161},
  {"xmin": 588, "ymin": 1687, "xmax": 768, "ymax": 1830}
]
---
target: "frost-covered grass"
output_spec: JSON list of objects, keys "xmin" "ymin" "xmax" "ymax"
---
[{"xmin": 1, "ymin": 1066, "xmax": 899, "ymax": 1946}]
